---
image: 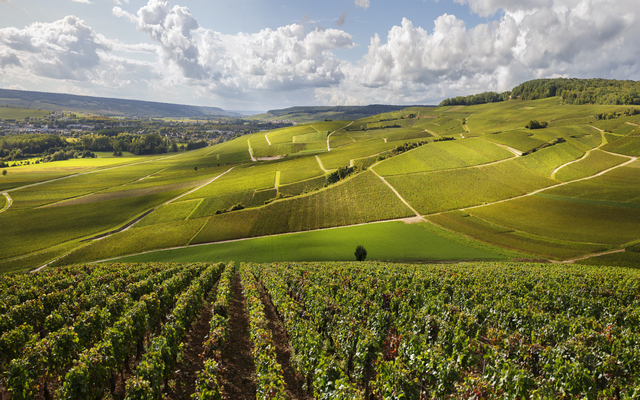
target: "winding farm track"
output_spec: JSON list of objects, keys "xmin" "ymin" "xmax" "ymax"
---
[
  {"xmin": 247, "ymin": 139, "xmax": 257, "ymax": 162},
  {"xmin": 327, "ymin": 121, "xmax": 354, "ymax": 151},
  {"xmin": 0, "ymin": 192, "xmax": 12, "ymax": 213},
  {"xmin": 264, "ymin": 131, "xmax": 272, "ymax": 145},
  {"xmin": 462, "ymin": 155, "xmax": 637, "ymax": 212},
  {"xmin": 479, "ymin": 137, "xmax": 523, "ymax": 156},
  {"xmin": 554, "ymin": 249, "xmax": 627, "ymax": 264},
  {"xmin": 551, "ymin": 127, "xmax": 606, "ymax": 179},
  {"xmin": 162, "ymin": 167, "xmax": 235, "ymax": 207},
  {"xmin": 370, "ymin": 168, "xmax": 422, "ymax": 218},
  {"xmin": 315, "ymin": 155, "xmax": 331, "ymax": 173}
]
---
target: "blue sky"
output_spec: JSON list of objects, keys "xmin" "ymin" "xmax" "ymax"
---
[{"xmin": 1, "ymin": 0, "xmax": 639, "ymax": 111}]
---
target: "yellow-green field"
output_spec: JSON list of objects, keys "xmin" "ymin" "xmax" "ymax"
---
[{"xmin": 2, "ymin": 96, "xmax": 639, "ymax": 273}]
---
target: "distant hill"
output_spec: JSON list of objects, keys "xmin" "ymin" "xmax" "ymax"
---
[
  {"xmin": 0, "ymin": 88, "xmax": 238, "ymax": 118},
  {"xmin": 249, "ymin": 104, "xmax": 434, "ymax": 123},
  {"xmin": 439, "ymin": 78, "xmax": 640, "ymax": 107}
]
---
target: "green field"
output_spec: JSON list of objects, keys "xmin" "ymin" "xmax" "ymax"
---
[
  {"xmin": 428, "ymin": 211, "xmax": 606, "ymax": 259},
  {"xmin": 191, "ymin": 171, "xmax": 414, "ymax": 243},
  {"xmin": 469, "ymin": 195, "xmax": 640, "ymax": 245},
  {"xmin": 386, "ymin": 159, "xmax": 555, "ymax": 214},
  {"xmin": 114, "ymin": 220, "xmax": 518, "ymax": 264},
  {"xmin": 2, "ymin": 94, "xmax": 639, "ymax": 273},
  {"xmin": 554, "ymin": 149, "xmax": 628, "ymax": 181},
  {"xmin": 373, "ymin": 138, "xmax": 514, "ymax": 176},
  {"xmin": 0, "ymin": 107, "xmax": 51, "ymax": 119}
]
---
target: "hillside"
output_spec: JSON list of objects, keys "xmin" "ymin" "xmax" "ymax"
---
[
  {"xmin": 249, "ymin": 104, "xmax": 433, "ymax": 123},
  {"xmin": 0, "ymin": 88, "xmax": 238, "ymax": 118},
  {"xmin": 1, "ymin": 92, "xmax": 640, "ymax": 273}
]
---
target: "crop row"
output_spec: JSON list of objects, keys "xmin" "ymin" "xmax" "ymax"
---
[
  {"xmin": 248, "ymin": 261, "xmax": 640, "ymax": 399},
  {"xmin": 0, "ymin": 263, "xmax": 221, "ymax": 400}
]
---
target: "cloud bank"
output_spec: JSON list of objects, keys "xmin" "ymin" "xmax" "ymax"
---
[{"xmin": 1, "ymin": 0, "xmax": 639, "ymax": 108}]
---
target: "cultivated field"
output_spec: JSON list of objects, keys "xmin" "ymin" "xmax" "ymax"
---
[
  {"xmin": 1, "ymin": 261, "xmax": 639, "ymax": 399},
  {"xmin": 1, "ymin": 96, "xmax": 639, "ymax": 272}
]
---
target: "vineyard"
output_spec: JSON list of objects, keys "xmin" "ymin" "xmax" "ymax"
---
[{"xmin": 1, "ymin": 261, "xmax": 639, "ymax": 399}]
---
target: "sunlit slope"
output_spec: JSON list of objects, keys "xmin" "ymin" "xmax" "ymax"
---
[{"xmin": 2, "ymin": 97, "xmax": 639, "ymax": 273}]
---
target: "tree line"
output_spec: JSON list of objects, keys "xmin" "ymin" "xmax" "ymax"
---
[{"xmin": 439, "ymin": 78, "xmax": 640, "ymax": 107}]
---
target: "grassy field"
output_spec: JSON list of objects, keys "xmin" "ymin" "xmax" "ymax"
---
[
  {"xmin": 52, "ymin": 218, "xmax": 208, "ymax": 266},
  {"xmin": 1, "ymin": 189, "xmax": 183, "ymax": 260},
  {"xmin": 515, "ymin": 141, "xmax": 585, "ymax": 176},
  {"xmin": 373, "ymin": 138, "xmax": 514, "ymax": 176},
  {"xmin": 386, "ymin": 159, "xmax": 555, "ymax": 214},
  {"xmin": 0, "ymin": 107, "xmax": 51, "ymax": 119},
  {"xmin": 468, "ymin": 195, "xmax": 640, "ymax": 245},
  {"xmin": 554, "ymin": 150, "xmax": 628, "ymax": 181},
  {"xmin": 544, "ymin": 161, "xmax": 640, "ymax": 202},
  {"xmin": 601, "ymin": 136, "xmax": 640, "ymax": 156},
  {"xmin": 2, "ymin": 96, "xmax": 639, "ymax": 272},
  {"xmin": 191, "ymin": 171, "xmax": 414, "ymax": 243},
  {"xmin": 428, "ymin": 211, "xmax": 608, "ymax": 259},
  {"xmin": 113, "ymin": 220, "xmax": 520, "ymax": 264}
]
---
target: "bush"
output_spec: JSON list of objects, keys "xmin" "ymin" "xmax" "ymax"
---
[
  {"xmin": 526, "ymin": 120, "xmax": 548, "ymax": 129},
  {"xmin": 355, "ymin": 245, "xmax": 367, "ymax": 261}
]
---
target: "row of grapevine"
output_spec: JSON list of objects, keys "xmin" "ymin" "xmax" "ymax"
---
[
  {"xmin": 192, "ymin": 262, "xmax": 236, "ymax": 399},
  {"xmin": 124, "ymin": 262, "xmax": 225, "ymax": 399},
  {"xmin": 250, "ymin": 261, "xmax": 640, "ymax": 399},
  {"xmin": 0, "ymin": 263, "xmax": 187, "ymax": 396},
  {"xmin": 58, "ymin": 263, "xmax": 205, "ymax": 399},
  {"xmin": 240, "ymin": 268, "xmax": 287, "ymax": 398},
  {"xmin": 0, "ymin": 263, "xmax": 179, "ymax": 369},
  {"xmin": 251, "ymin": 263, "xmax": 365, "ymax": 399},
  {"xmin": 0, "ymin": 264, "xmax": 143, "ymax": 335}
]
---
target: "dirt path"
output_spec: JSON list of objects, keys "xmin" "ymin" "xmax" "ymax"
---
[
  {"xmin": 257, "ymin": 282, "xmax": 309, "ymax": 399},
  {"xmin": 247, "ymin": 139, "xmax": 257, "ymax": 162},
  {"xmin": 315, "ymin": 155, "xmax": 331, "ymax": 173},
  {"xmin": 424, "ymin": 128, "xmax": 438, "ymax": 137},
  {"xmin": 327, "ymin": 121, "xmax": 354, "ymax": 151},
  {"xmin": 478, "ymin": 137, "xmax": 523, "ymax": 156},
  {"xmin": 166, "ymin": 298, "xmax": 215, "ymax": 399},
  {"xmin": 264, "ymin": 131, "xmax": 272, "ymax": 145},
  {"xmin": 0, "ymin": 192, "xmax": 12, "ymax": 213},
  {"xmin": 221, "ymin": 273, "xmax": 257, "ymax": 399},
  {"xmin": 625, "ymin": 121, "xmax": 639, "ymax": 127},
  {"xmin": 5, "ymin": 151, "xmax": 191, "ymax": 194},
  {"xmin": 162, "ymin": 167, "xmax": 235, "ymax": 206},
  {"xmin": 551, "ymin": 127, "xmax": 608, "ymax": 179},
  {"xmin": 553, "ymin": 249, "xmax": 627, "ymax": 264},
  {"xmin": 463, "ymin": 155, "xmax": 637, "ymax": 212},
  {"xmin": 370, "ymin": 168, "xmax": 423, "ymax": 219}
]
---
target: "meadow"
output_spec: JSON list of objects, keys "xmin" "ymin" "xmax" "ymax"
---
[
  {"xmin": 113, "ymin": 220, "xmax": 518, "ymax": 264},
  {"xmin": 1, "ymin": 95, "xmax": 639, "ymax": 273}
]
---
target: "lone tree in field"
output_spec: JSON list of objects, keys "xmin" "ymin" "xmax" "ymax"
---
[
  {"xmin": 355, "ymin": 245, "xmax": 367, "ymax": 261},
  {"xmin": 2, "ymin": 169, "xmax": 6, "ymax": 176}
]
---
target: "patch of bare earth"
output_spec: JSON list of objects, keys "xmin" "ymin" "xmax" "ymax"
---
[
  {"xmin": 257, "ymin": 284, "xmax": 310, "ymax": 399},
  {"xmin": 220, "ymin": 273, "xmax": 257, "ymax": 399},
  {"xmin": 165, "ymin": 297, "xmax": 215, "ymax": 399}
]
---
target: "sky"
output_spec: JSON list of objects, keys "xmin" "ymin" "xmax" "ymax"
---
[{"xmin": 0, "ymin": 0, "xmax": 639, "ymax": 112}]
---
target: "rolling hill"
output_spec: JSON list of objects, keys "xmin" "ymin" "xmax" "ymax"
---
[
  {"xmin": 0, "ymin": 88, "xmax": 239, "ymax": 118},
  {"xmin": 1, "ymin": 88, "xmax": 639, "ymax": 273}
]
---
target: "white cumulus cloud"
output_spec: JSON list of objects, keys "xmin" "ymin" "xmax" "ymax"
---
[
  {"xmin": 355, "ymin": 0, "xmax": 370, "ymax": 9},
  {"xmin": 318, "ymin": 0, "xmax": 640, "ymax": 105},
  {"xmin": 0, "ymin": 16, "xmax": 109, "ymax": 80},
  {"xmin": 113, "ymin": 0, "xmax": 354, "ymax": 95}
]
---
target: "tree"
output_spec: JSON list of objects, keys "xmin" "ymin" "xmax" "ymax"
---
[
  {"xmin": 355, "ymin": 245, "xmax": 367, "ymax": 261},
  {"xmin": 2, "ymin": 169, "xmax": 6, "ymax": 176}
]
